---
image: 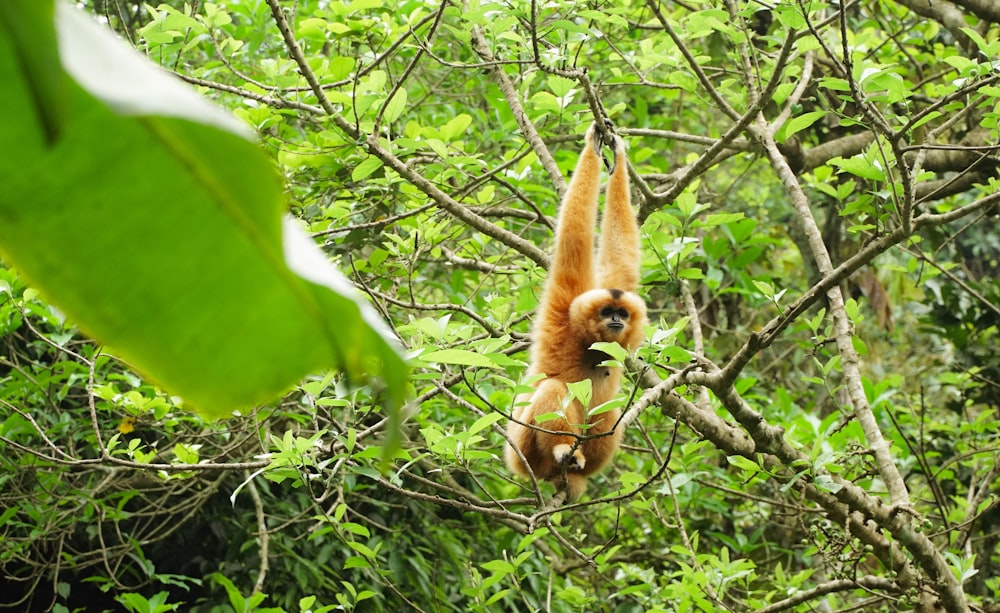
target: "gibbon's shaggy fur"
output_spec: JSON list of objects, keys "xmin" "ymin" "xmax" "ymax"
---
[{"xmin": 505, "ymin": 123, "xmax": 647, "ymax": 501}]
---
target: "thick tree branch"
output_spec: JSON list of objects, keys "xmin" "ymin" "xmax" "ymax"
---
[
  {"xmin": 470, "ymin": 26, "xmax": 567, "ymax": 197},
  {"xmin": 647, "ymin": 370, "xmax": 916, "ymax": 586},
  {"xmin": 736, "ymin": 120, "xmax": 981, "ymax": 613},
  {"xmin": 948, "ymin": 0, "xmax": 1000, "ymax": 22},
  {"xmin": 755, "ymin": 114, "xmax": 913, "ymax": 506},
  {"xmin": 247, "ymin": 473, "xmax": 270, "ymax": 595},
  {"xmin": 892, "ymin": 0, "xmax": 976, "ymax": 49},
  {"xmin": 798, "ymin": 131, "xmax": 876, "ymax": 173},
  {"xmin": 754, "ymin": 577, "xmax": 900, "ymax": 613}
]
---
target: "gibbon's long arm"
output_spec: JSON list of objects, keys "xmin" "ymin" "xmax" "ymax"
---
[
  {"xmin": 543, "ymin": 126, "xmax": 602, "ymax": 311},
  {"xmin": 597, "ymin": 136, "xmax": 640, "ymax": 293}
]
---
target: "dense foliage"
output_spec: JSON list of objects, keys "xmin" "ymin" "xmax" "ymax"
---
[{"xmin": 2, "ymin": 0, "xmax": 1000, "ymax": 611}]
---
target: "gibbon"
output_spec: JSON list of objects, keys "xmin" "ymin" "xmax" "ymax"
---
[{"xmin": 504, "ymin": 122, "xmax": 647, "ymax": 501}]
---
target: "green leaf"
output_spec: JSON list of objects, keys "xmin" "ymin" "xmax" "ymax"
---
[
  {"xmin": 419, "ymin": 349, "xmax": 499, "ymax": 368},
  {"xmin": 589, "ymin": 341, "xmax": 628, "ymax": 362},
  {"xmin": 484, "ymin": 590, "xmax": 511, "ymax": 606},
  {"xmin": 589, "ymin": 396, "xmax": 625, "ymax": 417},
  {"xmin": 0, "ymin": 1, "xmax": 64, "ymax": 143},
  {"xmin": 566, "ymin": 379, "xmax": 593, "ymax": 408},
  {"xmin": 210, "ymin": 574, "xmax": 245, "ymax": 610},
  {"xmin": 468, "ymin": 412, "xmax": 503, "ymax": 435},
  {"xmin": 777, "ymin": 110, "xmax": 826, "ymax": 142},
  {"xmin": 349, "ymin": 0, "xmax": 384, "ymax": 10},
  {"xmin": 0, "ymin": 506, "xmax": 17, "ymax": 528},
  {"xmin": 752, "ymin": 280, "xmax": 776, "ymax": 298},
  {"xmin": 698, "ymin": 212, "xmax": 745, "ymax": 227},
  {"xmin": 341, "ymin": 522, "xmax": 371, "ymax": 538},
  {"xmin": 352, "ymin": 155, "xmax": 384, "ymax": 181},
  {"xmin": 662, "ymin": 346, "xmax": 692, "ymax": 362},
  {"xmin": 675, "ymin": 192, "xmax": 698, "ymax": 217},
  {"xmin": 818, "ymin": 77, "xmax": 850, "ymax": 92},
  {"xmin": 550, "ymin": 19, "xmax": 590, "ymax": 35},
  {"xmin": 0, "ymin": 4, "xmax": 407, "ymax": 418},
  {"xmin": 382, "ymin": 88, "xmax": 407, "ymax": 123},
  {"xmin": 941, "ymin": 55, "xmax": 975, "ymax": 74},
  {"xmin": 327, "ymin": 56, "xmax": 356, "ymax": 81},
  {"xmin": 829, "ymin": 156, "xmax": 886, "ymax": 181},
  {"xmin": 296, "ymin": 17, "xmax": 329, "ymax": 41},
  {"xmin": 547, "ymin": 75, "xmax": 576, "ymax": 97},
  {"xmin": 347, "ymin": 540, "xmax": 377, "ymax": 559},
  {"xmin": 172, "ymin": 443, "xmax": 199, "ymax": 464},
  {"xmin": 344, "ymin": 555, "xmax": 370, "ymax": 569},
  {"xmin": 481, "ymin": 559, "xmax": 515, "ymax": 575},
  {"xmin": 727, "ymin": 455, "xmax": 760, "ymax": 473},
  {"xmin": 441, "ymin": 114, "xmax": 472, "ymax": 140},
  {"xmin": 961, "ymin": 27, "xmax": 1000, "ymax": 56},
  {"xmin": 909, "ymin": 111, "xmax": 942, "ymax": 131},
  {"xmin": 813, "ymin": 474, "xmax": 843, "ymax": 493},
  {"xmin": 530, "ymin": 91, "xmax": 561, "ymax": 113}
]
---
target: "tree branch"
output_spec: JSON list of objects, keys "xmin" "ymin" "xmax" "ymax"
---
[{"xmin": 470, "ymin": 26, "xmax": 567, "ymax": 196}]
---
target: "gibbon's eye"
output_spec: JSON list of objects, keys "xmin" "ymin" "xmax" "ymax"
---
[{"xmin": 600, "ymin": 306, "xmax": 631, "ymax": 321}]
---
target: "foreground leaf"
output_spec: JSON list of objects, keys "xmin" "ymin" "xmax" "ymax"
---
[{"xmin": 0, "ymin": 2, "xmax": 406, "ymax": 417}]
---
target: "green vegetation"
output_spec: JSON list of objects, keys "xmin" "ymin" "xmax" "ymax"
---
[{"xmin": 2, "ymin": 0, "xmax": 999, "ymax": 611}]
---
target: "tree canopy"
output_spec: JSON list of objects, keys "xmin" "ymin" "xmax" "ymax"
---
[{"xmin": 1, "ymin": 0, "xmax": 999, "ymax": 612}]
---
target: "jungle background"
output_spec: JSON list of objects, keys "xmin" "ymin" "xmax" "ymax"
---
[{"xmin": 2, "ymin": 0, "xmax": 1000, "ymax": 611}]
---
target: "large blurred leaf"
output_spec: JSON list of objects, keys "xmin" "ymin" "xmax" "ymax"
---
[{"xmin": 0, "ymin": 2, "xmax": 406, "ymax": 418}]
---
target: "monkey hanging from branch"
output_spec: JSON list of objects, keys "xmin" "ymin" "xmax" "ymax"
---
[{"xmin": 505, "ymin": 121, "xmax": 647, "ymax": 501}]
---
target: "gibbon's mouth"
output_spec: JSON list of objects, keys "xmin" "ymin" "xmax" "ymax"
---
[{"xmin": 607, "ymin": 322, "xmax": 625, "ymax": 333}]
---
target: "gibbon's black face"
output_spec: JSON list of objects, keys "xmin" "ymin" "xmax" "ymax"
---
[
  {"xmin": 599, "ymin": 288, "xmax": 632, "ymax": 336},
  {"xmin": 600, "ymin": 304, "xmax": 631, "ymax": 333},
  {"xmin": 569, "ymin": 287, "xmax": 647, "ymax": 349}
]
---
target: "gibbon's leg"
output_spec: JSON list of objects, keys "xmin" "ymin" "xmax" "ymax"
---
[
  {"xmin": 504, "ymin": 394, "xmax": 536, "ymax": 478},
  {"xmin": 564, "ymin": 474, "xmax": 589, "ymax": 501},
  {"xmin": 579, "ymin": 410, "xmax": 625, "ymax": 475},
  {"xmin": 596, "ymin": 134, "xmax": 640, "ymax": 293},
  {"xmin": 527, "ymin": 378, "xmax": 586, "ymax": 471},
  {"xmin": 505, "ymin": 379, "xmax": 585, "ymax": 479}
]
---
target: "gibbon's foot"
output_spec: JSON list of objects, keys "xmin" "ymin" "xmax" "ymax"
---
[
  {"xmin": 594, "ymin": 119, "xmax": 616, "ymax": 152},
  {"xmin": 553, "ymin": 444, "xmax": 586, "ymax": 470},
  {"xmin": 609, "ymin": 131, "xmax": 627, "ymax": 175},
  {"xmin": 588, "ymin": 123, "xmax": 603, "ymax": 156},
  {"xmin": 594, "ymin": 120, "xmax": 621, "ymax": 173}
]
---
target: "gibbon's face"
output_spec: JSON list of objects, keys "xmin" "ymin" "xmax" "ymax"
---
[{"xmin": 569, "ymin": 288, "xmax": 647, "ymax": 350}]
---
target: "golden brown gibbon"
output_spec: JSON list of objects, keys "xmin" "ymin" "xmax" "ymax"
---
[{"xmin": 504, "ymin": 122, "xmax": 646, "ymax": 501}]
